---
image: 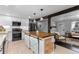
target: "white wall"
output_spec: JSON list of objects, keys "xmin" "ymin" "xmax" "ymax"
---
[
  {"xmin": 21, "ymin": 19, "xmax": 29, "ymax": 31},
  {"xmin": 0, "ymin": 15, "xmax": 29, "ymax": 41},
  {"xmin": 0, "ymin": 16, "xmax": 12, "ymax": 31}
]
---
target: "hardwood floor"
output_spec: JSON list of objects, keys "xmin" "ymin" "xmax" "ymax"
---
[
  {"xmin": 4, "ymin": 40, "xmax": 78, "ymax": 54},
  {"xmin": 5, "ymin": 40, "xmax": 33, "ymax": 54},
  {"xmin": 54, "ymin": 45, "xmax": 78, "ymax": 54},
  {"xmin": 56, "ymin": 40, "xmax": 79, "ymax": 53}
]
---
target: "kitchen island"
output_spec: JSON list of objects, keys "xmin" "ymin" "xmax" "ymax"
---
[{"xmin": 23, "ymin": 31, "xmax": 55, "ymax": 54}]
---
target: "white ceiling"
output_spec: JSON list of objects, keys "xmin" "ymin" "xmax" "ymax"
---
[{"xmin": 0, "ymin": 5, "xmax": 76, "ymax": 19}]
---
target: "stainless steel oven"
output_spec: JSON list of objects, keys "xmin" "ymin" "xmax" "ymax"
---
[
  {"xmin": 12, "ymin": 28, "xmax": 22, "ymax": 41},
  {"xmin": 12, "ymin": 21, "xmax": 22, "ymax": 41}
]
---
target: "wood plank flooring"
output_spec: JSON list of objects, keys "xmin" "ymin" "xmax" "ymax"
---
[
  {"xmin": 5, "ymin": 40, "xmax": 33, "ymax": 54},
  {"xmin": 4, "ymin": 40, "xmax": 78, "ymax": 54}
]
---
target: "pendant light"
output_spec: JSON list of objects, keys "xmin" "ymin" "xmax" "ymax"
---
[
  {"xmin": 40, "ymin": 9, "xmax": 43, "ymax": 21},
  {"xmin": 40, "ymin": 17, "xmax": 43, "ymax": 21},
  {"xmin": 33, "ymin": 13, "xmax": 36, "ymax": 23}
]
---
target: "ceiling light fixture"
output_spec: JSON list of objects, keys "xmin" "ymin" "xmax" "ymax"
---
[
  {"xmin": 33, "ymin": 13, "xmax": 36, "ymax": 23},
  {"xmin": 40, "ymin": 9, "xmax": 43, "ymax": 21}
]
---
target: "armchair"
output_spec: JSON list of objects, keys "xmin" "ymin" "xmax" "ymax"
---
[{"xmin": 54, "ymin": 32, "xmax": 66, "ymax": 42}]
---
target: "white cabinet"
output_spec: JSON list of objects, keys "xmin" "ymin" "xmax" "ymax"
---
[
  {"xmin": 30, "ymin": 36, "xmax": 38, "ymax": 54},
  {"xmin": 31, "ymin": 43, "xmax": 38, "ymax": 54},
  {"xmin": 22, "ymin": 31, "xmax": 25, "ymax": 40},
  {"xmin": 24, "ymin": 35, "xmax": 30, "ymax": 48},
  {"xmin": 23, "ymin": 33, "xmax": 54, "ymax": 54},
  {"xmin": 30, "ymin": 37, "xmax": 38, "ymax": 46}
]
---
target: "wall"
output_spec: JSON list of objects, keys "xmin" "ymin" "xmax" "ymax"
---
[
  {"xmin": 0, "ymin": 15, "xmax": 29, "ymax": 41},
  {"xmin": 56, "ymin": 20, "xmax": 71, "ymax": 35},
  {"xmin": 21, "ymin": 19, "xmax": 29, "ymax": 31},
  {"xmin": 0, "ymin": 16, "xmax": 12, "ymax": 31},
  {"xmin": 51, "ymin": 10, "xmax": 79, "ymax": 35},
  {"xmin": 37, "ymin": 18, "xmax": 48, "ymax": 32},
  {"xmin": 50, "ymin": 20, "xmax": 57, "ymax": 33}
]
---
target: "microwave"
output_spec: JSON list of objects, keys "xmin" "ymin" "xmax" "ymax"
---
[{"xmin": 12, "ymin": 22, "xmax": 21, "ymax": 26}]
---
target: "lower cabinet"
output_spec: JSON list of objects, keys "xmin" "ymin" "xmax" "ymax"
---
[
  {"xmin": 24, "ymin": 34, "xmax": 54, "ymax": 54},
  {"xmin": 30, "ymin": 36, "xmax": 38, "ymax": 54},
  {"xmin": 30, "ymin": 43, "xmax": 38, "ymax": 54},
  {"xmin": 24, "ymin": 35, "xmax": 30, "ymax": 48}
]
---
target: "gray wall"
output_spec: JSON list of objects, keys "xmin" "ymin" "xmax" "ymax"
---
[
  {"xmin": 51, "ymin": 10, "xmax": 79, "ymax": 35},
  {"xmin": 37, "ymin": 19, "xmax": 48, "ymax": 32},
  {"xmin": 56, "ymin": 20, "xmax": 72, "ymax": 35}
]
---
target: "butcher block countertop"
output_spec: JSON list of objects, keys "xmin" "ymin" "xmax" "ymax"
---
[{"xmin": 24, "ymin": 31, "xmax": 54, "ymax": 39}]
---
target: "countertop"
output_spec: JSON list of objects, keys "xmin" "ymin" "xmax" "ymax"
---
[{"xmin": 24, "ymin": 31, "xmax": 54, "ymax": 39}]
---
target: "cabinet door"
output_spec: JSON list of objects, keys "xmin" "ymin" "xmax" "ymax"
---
[
  {"xmin": 30, "ymin": 36, "xmax": 38, "ymax": 53},
  {"xmin": 30, "ymin": 37, "xmax": 34, "ymax": 48},
  {"xmin": 30, "ymin": 37, "xmax": 38, "ymax": 47},
  {"xmin": 22, "ymin": 32, "xmax": 25, "ymax": 40},
  {"xmin": 25, "ymin": 35, "xmax": 30, "ymax": 48},
  {"xmin": 32, "ymin": 37, "xmax": 38, "ymax": 54},
  {"xmin": 31, "ymin": 44, "xmax": 38, "ymax": 54}
]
